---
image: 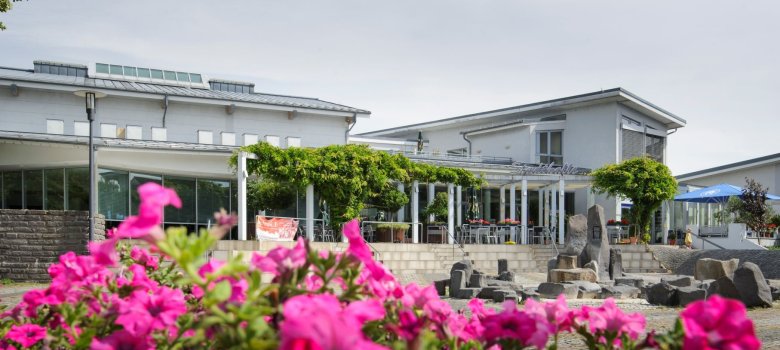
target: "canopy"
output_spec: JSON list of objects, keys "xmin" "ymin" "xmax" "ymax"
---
[{"xmin": 674, "ymin": 183, "xmax": 780, "ymax": 203}]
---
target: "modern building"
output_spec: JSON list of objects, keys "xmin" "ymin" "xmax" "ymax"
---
[
  {"xmin": 357, "ymin": 88, "xmax": 687, "ymax": 243},
  {"xmin": 0, "ymin": 60, "xmax": 370, "ymax": 238}
]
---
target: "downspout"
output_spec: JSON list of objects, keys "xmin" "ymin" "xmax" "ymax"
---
[
  {"xmin": 161, "ymin": 95, "xmax": 169, "ymax": 127},
  {"xmin": 667, "ymin": 128, "xmax": 678, "ymax": 136},
  {"xmin": 461, "ymin": 132, "xmax": 472, "ymax": 156},
  {"xmin": 345, "ymin": 112, "xmax": 357, "ymax": 143}
]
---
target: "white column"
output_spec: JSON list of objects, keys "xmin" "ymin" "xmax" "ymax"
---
[
  {"xmin": 662, "ymin": 201, "xmax": 669, "ymax": 245},
  {"xmin": 428, "ymin": 183, "xmax": 435, "ymax": 223},
  {"xmin": 551, "ymin": 185, "xmax": 557, "ymax": 230},
  {"xmin": 521, "ymin": 179, "xmax": 528, "ymax": 244},
  {"xmin": 447, "ymin": 183, "xmax": 455, "ymax": 244},
  {"xmin": 499, "ymin": 185, "xmax": 506, "ymax": 220},
  {"xmin": 412, "ymin": 181, "xmax": 420, "ymax": 243},
  {"xmin": 237, "ymin": 151, "xmax": 248, "ymax": 241},
  {"xmin": 537, "ymin": 189, "xmax": 543, "ymax": 227},
  {"xmin": 558, "ymin": 178, "xmax": 565, "ymax": 244},
  {"xmin": 456, "ymin": 185, "xmax": 462, "ymax": 227},
  {"xmin": 396, "ymin": 183, "xmax": 405, "ymax": 222},
  {"xmin": 544, "ymin": 189, "xmax": 550, "ymax": 228},
  {"xmin": 306, "ymin": 184, "xmax": 314, "ymax": 241},
  {"xmin": 484, "ymin": 189, "xmax": 492, "ymax": 221},
  {"xmin": 509, "ymin": 183, "xmax": 517, "ymax": 242}
]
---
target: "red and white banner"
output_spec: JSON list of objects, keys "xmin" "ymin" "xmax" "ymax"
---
[{"xmin": 255, "ymin": 216, "xmax": 298, "ymax": 241}]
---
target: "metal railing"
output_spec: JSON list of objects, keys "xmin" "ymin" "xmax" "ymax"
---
[{"xmin": 386, "ymin": 149, "xmax": 514, "ymax": 165}]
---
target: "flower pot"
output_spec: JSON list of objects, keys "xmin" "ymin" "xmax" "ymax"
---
[
  {"xmin": 629, "ymin": 236, "xmax": 638, "ymax": 245},
  {"xmin": 394, "ymin": 228, "xmax": 407, "ymax": 243},
  {"xmin": 668, "ymin": 239, "xmax": 676, "ymax": 246},
  {"xmin": 376, "ymin": 228, "xmax": 393, "ymax": 242}
]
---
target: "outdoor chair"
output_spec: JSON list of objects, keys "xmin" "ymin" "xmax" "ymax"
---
[
  {"xmin": 475, "ymin": 227, "xmax": 493, "ymax": 244},
  {"xmin": 362, "ymin": 225, "xmax": 375, "ymax": 242}
]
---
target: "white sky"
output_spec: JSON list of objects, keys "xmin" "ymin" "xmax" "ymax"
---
[{"xmin": 2, "ymin": 0, "xmax": 778, "ymax": 175}]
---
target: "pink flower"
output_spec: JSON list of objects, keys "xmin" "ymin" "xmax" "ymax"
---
[
  {"xmin": 137, "ymin": 182, "xmax": 182, "ymax": 209},
  {"xmin": 130, "ymin": 246, "xmax": 159, "ymax": 270},
  {"xmin": 127, "ymin": 264, "xmax": 159, "ymax": 292},
  {"xmin": 91, "ymin": 330, "xmax": 155, "ymax": 350},
  {"xmin": 5, "ymin": 324, "xmax": 46, "ymax": 348},
  {"xmin": 115, "ymin": 287, "xmax": 186, "ymax": 336},
  {"xmin": 89, "ymin": 237, "xmax": 119, "ymax": 266},
  {"xmin": 481, "ymin": 304, "xmax": 550, "ymax": 349},
  {"xmin": 525, "ymin": 294, "xmax": 573, "ymax": 333},
  {"xmin": 114, "ymin": 183, "xmax": 181, "ymax": 240},
  {"xmin": 343, "ymin": 219, "xmax": 373, "ymax": 264},
  {"xmin": 423, "ymin": 300, "xmax": 453, "ymax": 324},
  {"xmin": 680, "ymin": 295, "xmax": 761, "ymax": 350},
  {"xmin": 400, "ymin": 283, "xmax": 439, "ymax": 309},
  {"xmin": 280, "ymin": 294, "xmax": 387, "ymax": 350},
  {"xmin": 389, "ymin": 309, "xmax": 424, "ymax": 341},
  {"xmin": 251, "ymin": 239, "xmax": 307, "ymax": 276},
  {"xmin": 576, "ymin": 298, "xmax": 645, "ymax": 345}
]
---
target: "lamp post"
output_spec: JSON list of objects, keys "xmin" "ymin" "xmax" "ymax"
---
[{"xmin": 74, "ymin": 90, "xmax": 106, "ymax": 242}]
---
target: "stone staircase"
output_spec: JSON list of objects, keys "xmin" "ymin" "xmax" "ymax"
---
[
  {"xmin": 618, "ymin": 244, "xmax": 669, "ymax": 273},
  {"xmin": 528, "ymin": 244, "xmax": 564, "ymax": 270}
]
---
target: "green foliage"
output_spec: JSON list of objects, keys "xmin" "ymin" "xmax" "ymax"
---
[
  {"xmin": 376, "ymin": 222, "xmax": 410, "ymax": 230},
  {"xmin": 423, "ymin": 192, "xmax": 449, "ymax": 222},
  {"xmin": 248, "ymin": 179, "xmax": 297, "ymax": 212},
  {"xmin": 641, "ymin": 233, "xmax": 651, "ymax": 244},
  {"xmin": 591, "ymin": 157, "xmax": 677, "ymax": 236},
  {"xmin": 740, "ymin": 178, "xmax": 774, "ymax": 235},
  {"xmin": 0, "ymin": 0, "xmax": 24, "ymax": 31},
  {"xmin": 374, "ymin": 186, "xmax": 409, "ymax": 222},
  {"xmin": 232, "ymin": 143, "xmax": 482, "ymax": 227}
]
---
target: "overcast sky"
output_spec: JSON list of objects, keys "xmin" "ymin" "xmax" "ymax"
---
[{"xmin": 2, "ymin": 0, "xmax": 778, "ymax": 175}]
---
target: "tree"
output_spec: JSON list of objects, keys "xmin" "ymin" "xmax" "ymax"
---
[
  {"xmin": 0, "ymin": 0, "xmax": 25, "ymax": 31},
  {"xmin": 739, "ymin": 178, "xmax": 773, "ymax": 237},
  {"xmin": 373, "ymin": 186, "xmax": 409, "ymax": 222},
  {"xmin": 591, "ymin": 157, "xmax": 677, "ymax": 236},
  {"xmin": 422, "ymin": 192, "xmax": 449, "ymax": 223},
  {"xmin": 248, "ymin": 179, "xmax": 297, "ymax": 213}
]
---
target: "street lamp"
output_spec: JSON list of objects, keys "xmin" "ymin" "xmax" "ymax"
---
[{"xmin": 74, "ymin": 90, "xmax": 106, "ymax": 242}]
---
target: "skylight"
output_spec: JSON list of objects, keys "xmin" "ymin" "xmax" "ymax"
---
[{"xmin": 93, "ymin": 63, "xmax": 207, "ymax": 88}]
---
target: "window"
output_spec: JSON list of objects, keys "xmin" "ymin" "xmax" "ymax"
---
[
  {"xmin": 645, "ymin": 134, "xmax": 665, "ymax": 162},
  {"xmin": 44, "ymin": 168, "xmax": 64, "ymax": 210},
  {"xmin": 66, "ymin": 168, "xmax": 89, "ymax": 211},
  {"xmin": 266, "ymin": 135, "xmax": 280, "ymax": 147},
  {"xmin": 151, "ymin": 69, "xmax": 164, "ymax": 80},
  {"xmin": 243, "ymin": 133, "xmax": 258, "ymax": 146},
  {"xmin": 190, "ymin": 74, "xmax": 203, "ymax": 83},
  {"xmin": 176, "ymin": 72, "xmax": 190, "ymax": 82},
  {"xmin": 537, "ymin": 131, "xmax": 563, "ymax": 165},
  {"xmin": 622, "ymin": 115, "xmax": 641, "ymax": 127},
  {"xmin": 123, "ymin": 66, "xmax": 137, "ymax": 77},
  {"xmin": 164, "ymin": 177, "xmax": 196, "ymax": 223},
  {"xmin": 96, "ymin": 63, "xmax": 109, "ymax": 74},
  {"xmin": 447, "ymin": 148, "xmax": 467, "ymax": 156},
  {"xmin": 126, "ymin": 125, "xmax": 143, "ymax": 140},
  {"xmin": 198, "ymin": 130, "xmax": 213, "ymax": 144},
  {"xmin": 2, "ymin": 172, "xmax": 22, "ymax": 209},
  {"xmin": 163, "ymin": 71, "xmax": 177, "ymax": 81},
  {"xmin": 101, "ymin": 124, "xmax": 117, "ymax": 138},
  {"xmin": 130, "ymin": 173, "xmax": 161, "ymax": 215},
  {"xmin": 99, "ymin": 169, "xmax": 129, "ymax": 221},
  {"xmin": 109, "ymin": 65, "xmax": 123, "ymax": 75},
  {"xmin": 621, "ymin": 129, "xmax": 644, "ymax": 160},
  {"xmin": 74, "ymin": 121, "xmax": 89, "ymax": 136},
  {"xmin": 46, "ymin": 119, "xmax": 64, "ymax": 134},
  {"xmin": 152, "ymin": 127, "xmax": 167, "ymax": 141},
  {"xmin": 137, "ymin": 68, "xmax": 151, "ymax": 79},
  {"xmin": 24, "ymin": 170, "xmax": 43, "ymax": 210},
  {"xmin": 197, "ymin": 179, "xmax": 230, "ymax": 224},
  {"xmin": 221, "ymin": 132, "xmax": 235, "ymax": 146},
  {"xmin": 286, "ymin": 137, "xmax": 301, "ymax": 148}
]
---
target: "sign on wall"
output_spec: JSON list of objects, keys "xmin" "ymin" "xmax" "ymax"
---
[{"xmin": 255, "ymin": 216, "xmax": 298, "ymax": 241}]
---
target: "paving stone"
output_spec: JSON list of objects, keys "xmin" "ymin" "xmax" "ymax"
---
[
  {"xmin": 492, "ymin": 290, "xmax": 518, "ymax": 303},
  {"xmin": 615, "ymin": 277, "xmax": 646, "ymax": 289},
  {"xmin": 469, "ymin": 273, "xmax": 486, "ymax": 288},
  {"xmin": 567, "ymin": 281, "xmax": 602, "ymax": 299},
  {"xmin": 477, "ymin": 286, "xmax": 500, "ymax": 299}
]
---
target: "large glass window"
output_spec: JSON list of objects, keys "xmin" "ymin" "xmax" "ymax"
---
[
  {"xmin": 537, "ymin": 131, "xmax": 563, "ymax": 165},
  {"xmin": 164, "ymin": 177, "xmax": 196, "ymax": 223},
  {"xmin": 645, "ymin": 134, "xmax": 665, "ymax": 163},
  {"xmin": 2, "ymin": 172, "xmax": 23, "ymax": 209},
  {"xmin": 24, "ymin": 170, "xmax": 43, "ymax": 210},
  {"xmin": 99, "ymin": 169, "xmax": 129, "ymax": 221},
  {"xmin": 197, "ymin": 179, "xmax": 230, "ymax": 224},
  {"xmin": 130, "ymin": 173, "xmax": 162, "ymax": 215},
  {"xmin": 44, "ymin": 169, "xmax": 64, "ymax": 210},
  {"xmin": 66, "ymin": 168, "xmax": 89, "ymax": 211}
]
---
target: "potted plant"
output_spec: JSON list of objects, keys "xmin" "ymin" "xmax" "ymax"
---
[
  {"xmin": 628, "ymin": 227, "xmax": 639, "ymax": 244},
  {"xmin": 667, "ymin": 231, "xmax": 677, "ymax": 246},
  {"xmin": 374, "ymin": 186, "xmax": 409, "ymax": 223},
  {"xmin": 377, "ymin": 223, "xmax": 410, "ymax": 242}
]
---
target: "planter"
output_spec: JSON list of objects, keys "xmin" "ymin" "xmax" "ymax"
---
[
  {"xmin": 668, "ymin": 239, "xmax": 677, "ymax": 246},
  {"xmin": 394, "ymin": 229, "xmax": 407, "ymax": 243},
  {"xmin": 376, "ymin": 228, "xmax": 393, "ymax": 242},
  {"xmin": 629, "ymin": 236, "xmax": 638, "ymax": 244}
]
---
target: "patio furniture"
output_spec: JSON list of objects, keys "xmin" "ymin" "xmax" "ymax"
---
[
  {"xmin": 361, "ymin": 224, "xmax": 375, "ymax": 242},
  {"xmin": 427, "ymin": 224, "xmax": 446, "ymax": 243}
]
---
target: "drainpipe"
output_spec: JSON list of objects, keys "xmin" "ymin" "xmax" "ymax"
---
[
  {"xmin": 667, "ymin": 128, "xmax": 678, "ymax": 136},
  {"xmin": 161, "ymin": 95, "xmax": 169, "ymax": 127},
  {"xmin": 461, "ymin": 132, "xmax": 472, "ymax": 156},
  {"xmin": 345, "ymin": 113, "xmax": 357, "ymax": 143}
]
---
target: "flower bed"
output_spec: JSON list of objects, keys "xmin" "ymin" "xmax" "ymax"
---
[{"xmin": 0, "ymin": 183, "xmax": 762, "ymax": 349}]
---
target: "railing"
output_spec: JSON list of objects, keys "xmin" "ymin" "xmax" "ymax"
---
[
  {"xmin": 359, "ymin": 221, "xmax": 424, "ymax": 262},
  {"xmin": 542, "ymin": 227, "xmax": 559, "ymax": 257},
  {"xmin": 386, "ymin": 149, "xmax": 514, "ymax": 165},
  {"xmin": 699, "ymin": 225, "xmax": 728, "ymax": 238},
  {"xmin": 690, "ymin": 231, "xmax": 727, "ymax": 250}
]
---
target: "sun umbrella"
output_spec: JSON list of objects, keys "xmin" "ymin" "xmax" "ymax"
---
[{"xmin": 673, "ymin": 183, "xmax": 780, "ymax": 203}]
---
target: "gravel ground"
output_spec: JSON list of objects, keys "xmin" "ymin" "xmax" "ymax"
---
[
  {"xmin": 647, "ymin": 245, "xmax": 698, "ymax": 272},
  {"xmin": 649, "ymin": 246, "xmax": 780, "ymax": 279}
]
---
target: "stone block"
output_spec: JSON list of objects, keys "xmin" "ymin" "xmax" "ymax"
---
[
  {"xmin": 450, "ymin": 270, "xmax": 466, "ymax": 297},
  {"xmin": 614, "ymin": 277, "xmax": 646, "ymax": 289},
  {"xmin": 568, "ymin": 281, "xmax": 602, "ymax": 299},
  {"xmin": 565, "ymin": 214, "xmax": 588, "ymax": 256},
  {"xmin": 477, "ymin": 286, "xmax": 500, "ymax": 299},
  {"xmin": 733, "ymin": 262, "xmax": 772, "ymax": 308},
  {"xmin": 695, "ymin": 258, "xmax": 739, "ymax": 280},
  {"xmin": 600, "ymin": 285, "xmax": 640, "ymax": 299},
  {"xmin": 706, "ymin": 276, "xmax": 741, "ymax": 300},
  {"xmin": 609, "ymin": 248, "xmax": 622, "ymax": 280},
  {"xmin": 546, "ymin": 258, "xmax": 557, "ymax": 282},
  {"xmin": 770, "ymin": 286, "xmax": 780, "ymax": 301},
  {"xmin": 582, "ymin": 205, "xmax": 611, "ymax": 281},
  {"xmin": 451, "ymin": 260, "xmax": 473, "ymax": 284},
  {"xmin": 549, "ymin": 268, "xmax": 598, "ymax": 283},
  {"xmin": 646, "ymin": 282, "xmax": 679, "ymax": 306},
  {"xmin": 537, "ymin": 282, "xmax": 579, "ymax": 299},
  {"xmin": 434, "ymin": 279, "xmax": 449, "ymax": 296},
  {"xmin": 662, "ymin": 276, "xmax": 694, "ymax": 288},
  {"xmin": 678, "ymin": 287, "xmax": 707, "ymax": 307},
  {"xmin": 469, "ymin": 273, "xmax": 486, "ymax": 288},
  {"xmin": 492, "ymin": 290, "xmax": 518, "ymax": 303},
  {"xmin": 556, "ymin": 255, "xmax": 578, "ymax": 269},
  {"xmin": 498, "ymin": 259, "xmax": 508, "ymax": 274},
  {"xmin": 456, "ymin": 288, "xmax": 481, "ymax": 299},
  {"xmin": 498, "ymin": 271, "xmax": 515, "ymax": 282},
  {"xmin": 520, "ymin": 289, "xmax": 540, "ymax": 302}
]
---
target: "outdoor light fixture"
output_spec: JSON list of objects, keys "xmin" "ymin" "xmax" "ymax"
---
[{"xmin": 73, "ymin": 90, "xmax": 106, "ymax": 242}]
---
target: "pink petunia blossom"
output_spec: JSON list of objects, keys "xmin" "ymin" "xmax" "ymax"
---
[
  {"xmin": 480, "ymin": 303, "xmax": 550, "ymax": 349},
  {"xmin": 343, "ymin": 219, "xmax": 373, "ymax": 264},
  {"xmin": 280, "ymin": 294, "xmax": 387, "ymax": 350},
  {"xmin": 113, "ymin": 183, "xmax": 180, "ymax": 240},
  {"xmin": 127, "ymin": 264, "xmax": 159, "ymax": 292},
  {"xmin": 5, "ymin": 324, "xmax": 46, "ymax": 348},
  {"xmin": 91, "ymin": 330, "xmax": 155, "ymax": 350},
  {"xmin": 251, "ymin": 238, "xmax": 307, "ymax": 277},
  {"xmin": 680, "ymin": 295, "xmax": 761, "ymax": 350},
  {"xmin": 580, "ymin": 298, "xmax": 645, "ymax": 342},
  {"xmin": 89, "ymin": 237, "xmax": 120, "ymax": 266},
  {"xmin": 524, "ymin": 294, "xmax": 573, "ymax": 333},
  {"xmin": 137, "ymin": 182, "xmax": 182, "ymax": 210},
  {"xmin": 115, "ymin": 287, "xmax": 186, "ymax": 336},
  {"xmin": 130, "ymin": 246, "xmax": 159, "ymax": 270},
  {"xmin": 400, "ymin": 283, "xmax": 439, "ymax": 309}
]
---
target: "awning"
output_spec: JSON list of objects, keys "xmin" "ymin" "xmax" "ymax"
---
[{"xmin": 674, "ymin": 183, "xmax": 780, "ymax": 203}]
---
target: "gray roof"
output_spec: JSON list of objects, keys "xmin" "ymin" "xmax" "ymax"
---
[
  {"xmin": 0, "ymin": 67, "xmax": 369, "ymax": 114},
  {"xmin": 0, "ymin": 130, "xmax": 237, "ymax": 153},
  {"xmin": 676, "ymin": 153, "xmax": 780, "ymax": 180}
]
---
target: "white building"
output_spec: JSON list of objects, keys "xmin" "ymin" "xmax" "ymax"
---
[
  {"xmin": 0, "ymin": 60, "xmax": 369, "ymax": 238},
  {"xmin": 357, "ymin": 88, "xmax": 687, "ymax": 243}
]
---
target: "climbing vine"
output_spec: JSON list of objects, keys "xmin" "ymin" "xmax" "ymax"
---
[{"xmin": 231, "ymin": 143, "xmax": 482, "ymax": 227}]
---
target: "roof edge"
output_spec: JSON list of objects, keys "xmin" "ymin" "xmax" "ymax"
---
[{"xmin": 676, "ymin": 153, "xmax": 780, "ymax": 180}]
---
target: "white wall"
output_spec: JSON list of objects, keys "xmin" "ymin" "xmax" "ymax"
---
[{"xmin": 680, "ymin": 163, "xmax": 780, "ymax": 213}]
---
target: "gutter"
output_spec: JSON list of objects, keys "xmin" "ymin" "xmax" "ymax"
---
[
  {"xmin": 462, "ymin": 133, "xmax": 472, "ymax": 156},
  {"xmin": 345, "ymin": 113, "xmax": 357, "ymax": 143}
]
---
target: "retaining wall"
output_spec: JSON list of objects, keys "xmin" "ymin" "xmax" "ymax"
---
[{"xmin": 0, "ymin": 209, "xmax": 105, "ymax": 282}]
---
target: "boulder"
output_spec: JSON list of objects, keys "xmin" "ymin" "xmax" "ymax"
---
[
  {"xmin": 770, "ymin": 286, "xmax": 780, "ymax": 301},
  {"xmin": 601, "ymin": 285, "xmax": 641, "ymax": 299},
  {"xmin": 451, "ymin": 260, "xmax": 474, "ymax": 283},
  {"xmin": 470, "ymin": 273, "xmax": 487, "ymax": 288},
  {"xmin": 568, "ymin": 281, "xmax": 602, "ymax": 299},
  {"xmin": 583, "ymin": 261, "xmax": 599, "ymax": 281},
  {"xmin": 546, "ymin": 258, "xmax": 557, "ymax": 282},
  {"xmin": 565, "ymin": 214, "xmax": 588, "ymax": 256},
  {"xmin": 456, "ymin": 288, "xmax": 481, "ymax": 299},
  {"xmin": 662, "ymin": 276, "xmax": 694, "ymax": 288},
  {"xmin": 450, "ymin": 270, "xmax": 466, "ymax": 297},
  {"xmin": 678, "ymin": 287, "xmax": 707, "ymax": 307},
  {"xmin": 498, "ymin": 271, "xmax": 516, "ymax": 282},
  {"xmin": 477, "ymin": 286, "xmax": 501, "ymax": 299},
  {"xmin": 538, "ymin": 282, "xmax": 579, "ymax": 299},
  {"xmin": 733, "ymin": 262, "xmax": 772, "ymax": 308},
  {"xmin": 492, "ymin": 290, "xmax": 518, "ymax": 303},
  {"xmin": 609, "ymin": 248, "xmax": 623, "ymax": 280},
  {"xmin": 520, "ymin": 289, "xmax": 541, "ymax": 302},
  {"xmin": 646, "ymin": 282, "xmax": 679, "ymax": 306},
  {"xmin": 581, "ymin": 205, "xmax": 611, "ymax": 281},
  {"xmin": 706, "ymin": 276, "xmax": 741, "ymax": 300},
  {"xmin": 498, "ymin": 259, "xmax": 509, "ymax": 274},
  {"xmin": 696, "ymin": 279, "xmax": 715, "ymax": 291},
  {"xmin": 615, "ymin": 277, "xmax": 646, "ymax": 289},
  {"xmin": 549, "ymin": 268, "xmax": 598, "ymax": 283},
  {"xmin": 434, "ymin": 279, "xmax": 449, "ymax": 296},
  {"xmin": 694, "ymin": 258, "xmax": 739, "ymax": 281},
  {"xmin": 557, "ymin": 255, "xmax": 578, "ymax": 269}
]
